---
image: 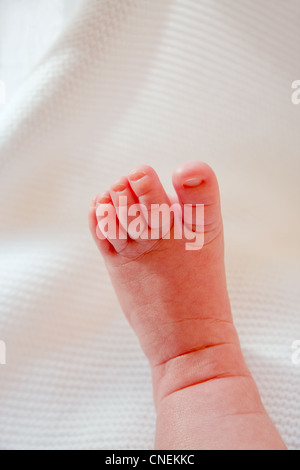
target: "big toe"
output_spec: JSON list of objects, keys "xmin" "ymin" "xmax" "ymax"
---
[{"xmin": 172, "ymin": 161, "xmax": 223, "ymax": 243}]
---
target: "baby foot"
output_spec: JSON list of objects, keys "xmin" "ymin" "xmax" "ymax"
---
[{"xmin": 89, "ymin": 161, "xmax": 286, "ymax": 450}]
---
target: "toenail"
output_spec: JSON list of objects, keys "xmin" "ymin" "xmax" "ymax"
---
[
  {"xmin": 128, "ymin": 169, "xmax": 147, "ymax": 182},
  {"xmin": 183, "ymin": 177, "xmax": 203, "ymax": 188},
  {"xmin": 97, "ymin": 193, "xmax": 111, "ymax": 204},
  {"xmin": 111, "ymin": 181, "xmax": 127, "ymax": 192}
]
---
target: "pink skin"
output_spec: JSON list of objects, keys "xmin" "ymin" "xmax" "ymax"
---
[{"xmin": 88, "ymin": 161, "xmax": 286, "ymax": 450}]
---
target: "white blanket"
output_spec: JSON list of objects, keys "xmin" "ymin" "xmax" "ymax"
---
[{"xmin": 0, "ymin": 0, "xmax": 299, "ymax": 450}]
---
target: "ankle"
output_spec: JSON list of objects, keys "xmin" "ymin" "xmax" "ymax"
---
[{"xmin": 152, "ymin": 335, "xmax": 250, "ymax": 407}]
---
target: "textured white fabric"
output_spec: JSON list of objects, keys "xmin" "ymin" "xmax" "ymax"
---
[
  {"xmin": 0, "ymin": 0, "xmax": 299, "ymax": 450},
  {"xmin": 0, "ymin": 0, "xmax": 83, "ymax": 104}
]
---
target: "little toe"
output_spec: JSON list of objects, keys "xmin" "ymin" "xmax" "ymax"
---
[
  {"xmin": 95, "ymin": 191, "xmax": 129, "ymax": 254},
  {"xmin": 88, "ymin": 194, "xmax": 115, "ymax": 255}
]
